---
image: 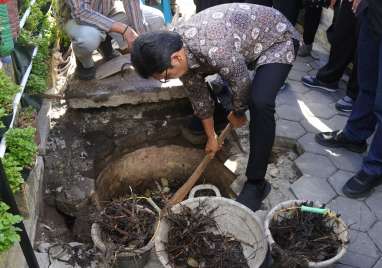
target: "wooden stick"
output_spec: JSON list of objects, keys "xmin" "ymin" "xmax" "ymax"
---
[{"xmin": 168, "ymin": 124, "xmax": 232, "ymax": 206}]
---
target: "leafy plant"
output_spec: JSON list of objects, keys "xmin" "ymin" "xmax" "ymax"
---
[
  {"xmin": 26, "ymin": 74, "xmax": 48, "ymax": 95},
  {"xmin": 2, "ymin": 156, "xmax": 23, "ymax": 193},
  {"xmin": 5, "ymin": 128, "xmax": 37, "ymax": 167},
  {"xmin": 0, "ymin": 201, "xmax": 22, "ymax": 252},
  {"xmin": 24, "ymin": 4, "xmax": 45, "ymax": 33},
  {"xmin": 0, "ymin": 108, "xmax": 6, "ymax": 129},
  {"xmin": 0, "ymin": 71, "xmax": 19, "ymax": 113}
]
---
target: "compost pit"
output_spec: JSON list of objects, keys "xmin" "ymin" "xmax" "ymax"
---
[{"xmin": 37, "ymin": 99, "xmax": 300, "ymax": 267}]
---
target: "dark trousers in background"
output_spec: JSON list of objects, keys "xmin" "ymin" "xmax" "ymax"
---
[
  {"xmin": 246, "ymin": 63, "xmax": 292, "ymax": 182},
  {"xmin": 316, "ymin": 0, "xmax": 359, "ymax": 99},
  {"xmin": 272, "ymin": 0, "xmax": 322, "ymax": 45},
  {"xmin": 343, "ymin": 11, "xmax": 382, "ymax": 176}
]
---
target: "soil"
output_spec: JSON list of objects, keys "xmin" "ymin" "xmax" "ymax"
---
[
  {"xmin": 165, "ymin": 202, "xmax": 249, "ymax": 268},
  {"xmin": 269, "ymin": 202, "xmax": 343, "ymax": 268}
]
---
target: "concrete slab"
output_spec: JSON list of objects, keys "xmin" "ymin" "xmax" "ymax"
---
[
  {"xmin": 290, "ymin": 174, "xmax": 337, "ymax": 203},
  {"xmin": 366, "ymin": 191, "xmax": 382, "ymax": 221},
  {"xmin": 295, "ymin": 152, "xmax": 337, "ymax": 178},
  {"xmin": 328, "ymin": 149, "xmax": 363, "ymax": 173},
  {"xmin": 328, "ymin": 196, "xmax": 377, "ymax": 232},
  {"xmin": 65, "ymin": 70, "xmax": 186, "ymax": 109},
  {"xmin": 328, "ymin": 170, "xmax": 356, "ymax": 196},
  {"xmin": 369, "ymin": 221, "xmax": 382, "ymax": 251},
  {"xmin": 276, "ymin": 104, "xmax": 304, "ymax": 122},
  {"xmin": 373, "ymin": 258, "xmax": 382, "ymax": 268},
  {"xmin": 275, "ymin": 119, "xmax": 306, "ymax": 140},
  {"xmin": 340, "ymin": 230, "xmax": 380, "ymax": 268}
]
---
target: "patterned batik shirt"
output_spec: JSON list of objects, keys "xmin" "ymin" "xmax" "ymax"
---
[{"xmin": 175, "ymin": 3, "xmax": 301, "ymax": 119}]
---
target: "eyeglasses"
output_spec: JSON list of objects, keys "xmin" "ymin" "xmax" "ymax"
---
[{"xmin": 159, "ymin": 69, "xmax": 169, "ymax": 83}]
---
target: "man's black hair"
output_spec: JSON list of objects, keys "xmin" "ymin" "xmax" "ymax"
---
[{"xmin": 131, "ymin": 31, "xmax": 183, "ymax": 78}]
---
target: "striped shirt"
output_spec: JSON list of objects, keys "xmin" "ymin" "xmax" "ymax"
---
[{"xmin": 60, "ymin": 0, "xmax": 145, "ymax": 33}]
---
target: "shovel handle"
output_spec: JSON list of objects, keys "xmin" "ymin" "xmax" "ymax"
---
[{"xmin": 168, "ymin": 124, "xmax": 232, "ymax": 206}]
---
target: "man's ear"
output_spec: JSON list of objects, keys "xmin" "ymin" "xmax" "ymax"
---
[{"xmin": 170, "ymin": 50, "xmax": 184, "ymax": 66}]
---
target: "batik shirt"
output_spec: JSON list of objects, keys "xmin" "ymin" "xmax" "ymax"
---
[{"xmin": 175, "ymin": 3, "xmax": 300, "ymax": 119}]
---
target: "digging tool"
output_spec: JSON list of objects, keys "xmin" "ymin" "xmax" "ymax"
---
[{"xmin": 168, "ymin": 123, "xmax": 232, "ymax": 206}]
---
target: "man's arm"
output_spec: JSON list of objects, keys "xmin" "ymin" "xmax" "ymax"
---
[
  {"xmin": 181, "ymin": 71, "xmax": 221, "ymax": 157},
  {"xmin": 207, "ymin": 48, "xmax": 251, "ymax": 128},
  {"xmin": 66, "ymin": 0, "xmax": 115, "ymax": 31}
]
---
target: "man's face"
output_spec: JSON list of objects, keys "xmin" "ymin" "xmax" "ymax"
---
[{"xmin": 152, "ymin": 49, "xmax": 188, "ymax": 82}]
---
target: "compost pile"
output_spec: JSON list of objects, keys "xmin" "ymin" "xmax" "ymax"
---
[
  {"xmin": 165, "ymin": 202, "xmax": 249, "ymax": 268},
  {"xmin": 96, "ymin": 197, "xmax": 156, "ymax": 249},
  {"xmin": 269, "ymin": 204, "xmax": 343, "ymax": 267}
]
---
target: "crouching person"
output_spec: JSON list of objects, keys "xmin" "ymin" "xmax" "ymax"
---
[
  {"xmin": 60, "ymin": 0, "xmax": 165, "ymax": 80},
  {"xmin": 131, "ymin": 3, "xmax": 300, "ymax": 211}
]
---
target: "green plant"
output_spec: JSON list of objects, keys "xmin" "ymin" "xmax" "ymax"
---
[
  {"xmin": 0, "ymin": 70, "xmax": 19, "ymax": 113},
  {"xmin": 0, "ymin": 108, "xmax": 6, "ymax": 128},
  {"xmin": 24, "ymin": 4, "xmax": 45, "ymax": 33},
  {"xmin": 5, "ymin": 127, "xmax": 37, "ymax": 167},
  {"xmin": 2, "ymin": 156, "xmax": 23, "ymax": 193},
  {"xmin": 0, "ymin": 201, "xmax": 22, "ymax": 252},
  {"xmin": 26, "ymin": 73, "xmax": 48, "ymax": 95}
]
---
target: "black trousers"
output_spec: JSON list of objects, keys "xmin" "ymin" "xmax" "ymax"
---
[
  {"xmin": 316, "ymin": 0, "xmax": 359, "ymax": 100},
  {"xmin": 273, "ymin": 0, "xmax": 322, "ymax": 45},
  {"xmin": 193, "ymin": 0, "xmax": 272, "ymax": 13},
  {"xmin": 246, "ymin": 63, "xmax": 292, "ymax": 182}
]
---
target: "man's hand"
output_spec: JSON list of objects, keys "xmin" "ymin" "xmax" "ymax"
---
[
  {"xmin": 228, "ymin": 111, "xmax": 247, "ymax": 129},
  {"xmin": 205, "ymin": 134, "xmax": 221, "ymax": 159},
  {"xmin": 123, "ymin": 27, "xmax": 139, "ymax": 52},
  {"xmin": 110, "ymin": 22, "xmax": 139, "ymax": 53},
  {"xmin": 349, "ymin": 0, "xmax": 362, "ymax": 13}
]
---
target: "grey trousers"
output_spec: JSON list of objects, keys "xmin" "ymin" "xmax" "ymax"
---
[{"xmin": 64, "ymin": 4, "xmax": 165, "ymax": 68}]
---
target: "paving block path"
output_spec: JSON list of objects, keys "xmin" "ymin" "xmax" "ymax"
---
[{"xmin": 264, "ymin": 52, "xmax": 382, "ymax": 268}]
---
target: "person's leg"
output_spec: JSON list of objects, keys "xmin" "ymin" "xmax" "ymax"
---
[
  {"xmin": 236, "ymin": 63, "xmax": 291, "ymax": 212},
  {"xmin": 64, "ymin": 20, "xmax": 105, "ymax": 68},
  {"xmin": 315, "ymin": 12, "xmax": 377, "ymax": 154},
  {"xmin": 298, "ymin": 5, "xmax": 322, "ymax": 57},
  {"xmin": 315, "ymin": 0, "xmax": 357, "ymax": 84},
  {"xmin": 273, "ymin": 0, "xmax": 301, "ymax": 26},
  {"xmin": 246, "ymin": 63, "xmax": 292, "ymax": 182},
  {"xmin": 335, "ymin": 58, "xmax": 359, "ymax": 112},
  {"xmin": 342, "ymin": 44, "xmax": 382, "ymax": 197},
  {"xmin": 360, "ymin": 40, "xmax": 382, "ymax": 176},
  {"xmin": 64, "ymin": 20, "xmax": 105, "ymax": 79},
  {"xmin": 140, "ymin": 4, "xmax": 166, "ymax": 31}
]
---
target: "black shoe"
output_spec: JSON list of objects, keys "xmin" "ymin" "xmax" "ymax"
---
[
  {"xmin": 343, "ymin": 170, "xmax": 382, "ymax": 198},
  {"xmin": 75, "ymin": 58, "xmax": 96, "ymax": 80},
  {"xmin": 315, "ymin": 130, "xmax": 367, "ymax": 153},
  {"xmin": 98, "ymin": 35, "xmax": 120, "ymax": 61},
  {"xmin": 302, "ymin": 75, "xmax": 338, "ymax": 93},
  {"xmin": 236, "ymin": 181, "xmax": 271, "ymax": 212}
]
